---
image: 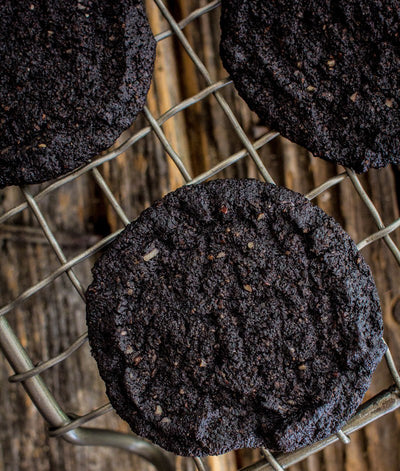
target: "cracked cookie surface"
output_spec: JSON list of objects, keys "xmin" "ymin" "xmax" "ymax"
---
[
  {"xmin": 0, "ymin": 0, "xmax": 155, "ymax": 187},
  {"xmin": 220, "ymin": 0, "xmax": 400, "ymax": 172},
  {"xmin": 86, "ymin": 179, "xmax": 385, "ymax": 456}
]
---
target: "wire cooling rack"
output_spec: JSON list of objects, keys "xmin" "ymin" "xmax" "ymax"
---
[{"xmin": 1, "ymin": 1, "xmax": 400, "ymax": 470}]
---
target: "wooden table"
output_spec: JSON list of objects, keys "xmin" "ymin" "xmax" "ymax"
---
[{"xmin": 1, "ymin": 1, "xmax": 399, "ymax": 470}]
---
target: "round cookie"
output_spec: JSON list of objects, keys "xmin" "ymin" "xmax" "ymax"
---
[
  {"xmin": 0, "ymin": 0, "xmax": 156, "ymax": 187},
  {"xmin": 86, "ymin": 179, "xmax": 386, "ymax": 456},
  {"xmin": 220, "ymin": 0, "xmax": 400, "ymax": 172}
]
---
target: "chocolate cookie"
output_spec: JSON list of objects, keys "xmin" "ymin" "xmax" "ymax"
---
[
  {"xmin": 86, "ymin": 179, "xmax": 385, "ymax": 456},
  {"xmin": 220, "ymin": 0, "xmax": 400, "ymax": 172},
  {"xmin": 0, "ymin": 0, "xmax": 156, "ymax": 187}
]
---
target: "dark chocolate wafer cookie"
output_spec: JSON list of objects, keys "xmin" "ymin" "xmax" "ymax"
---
[
  {"xmin": 220, "ymin": 0, "xmax": 400, "ymax": 172},
  {"xmin": 86, "ymin": 179, "xmax": 385, "ymax": 456},
  {"xmin": 0, "ymin": 0, "xmax": 155, "ymax": 187}
]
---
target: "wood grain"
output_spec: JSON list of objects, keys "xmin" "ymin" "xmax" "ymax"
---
[{"xmin": 1, "ymin": 1, "xmax": 399, "ymax": 470}]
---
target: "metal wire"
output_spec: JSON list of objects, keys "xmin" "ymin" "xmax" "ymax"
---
[
  {"xmin": 8, "ymin": 332, "xmax": 89, "ymax": 383},
  {"xmin": 193, "ymin": 457, "xmax": 208, "ymax": 471},
  {"xmin": 241, "ymin": 387, "xmax": 400, "ymax": 471},
  {"xmin": 260, "ymin": 448, "xmax": 285, "ymax": 471},
  {"xmin": 0, "ymin": 2, "xmax": 400, "ymax": 471}
]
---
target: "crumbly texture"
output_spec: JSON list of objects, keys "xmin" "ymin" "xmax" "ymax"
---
[
  {"xmin": 0, "ymin": 0, "xmax": 156, "ymax": 187},
  {"xmin": 220, "ymin": 0, "xmax": 400, "ymax": 172},
  {"xmin": 86, "ymin": 179, "xmax": 386, "ymax": 456}
]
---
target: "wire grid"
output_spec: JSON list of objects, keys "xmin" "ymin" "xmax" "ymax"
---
[{"xmin": 1, "ymin": 1, "xmax": 400, "ymax": 470}]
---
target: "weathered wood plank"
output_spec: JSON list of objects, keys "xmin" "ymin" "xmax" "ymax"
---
[{"xmin": 1, "ymin": 1, "xmax": 399, "ymax": 471}]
